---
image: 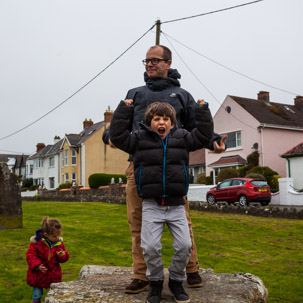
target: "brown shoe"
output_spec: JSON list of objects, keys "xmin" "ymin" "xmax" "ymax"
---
[
  {"xmin": 187, "ymin": 271, "xmax": 203, "ymax": 288},
  {"xmin": 125, "ymin": 279, "xmax": 149, "ymax": 294}
]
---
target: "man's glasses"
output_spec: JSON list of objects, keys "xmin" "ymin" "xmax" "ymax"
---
[{"xmin": 142, "ymin": 58, "xmax": 169, "ymax": 66}]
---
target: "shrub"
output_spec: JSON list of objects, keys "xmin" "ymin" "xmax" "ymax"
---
[
  {"xmin": 88, "ymin": 173, "xmax": 127, "ymax": 188},
  {"xmin": 217, "ymin": 167, "xmax": 239, "ymax": 182},
  {"xmin": 247, "ymin": 151, "xmax": 259, "ymax": 167},
  {"xmin": 246, "ymin": 166, "xmax": 279, "ymax": 189},
  {"xmin": 29, "ymin": 185, "xmax": 38, "ymax": 191},
  {"xmin": 237, "ymin": 166, "xmax": 246, "ymax": 177},
  {"xmin": 205, "ymin": 171, "xmax": 214, "ymax": 185},
  {"xmin": 23, "ymin": 178, "xmax": 33, "ymax": 188},
  {"xmin": 189, "ymin": 174, "xmax": 194, "ymax": 184},
  {"xmin": 245, "ymin": 172, "xmax": 266, "ymax": 180},
  {"xmin": 269, "ymin": 174, "xmax": 281, "ymax": 192},
  {"xmin": 196, "ymin": 173, "xmax": 206, "ymax": 184},
  {"xmin": 58, "ymin": 182, "xmax": 72, "ymax": 190}
]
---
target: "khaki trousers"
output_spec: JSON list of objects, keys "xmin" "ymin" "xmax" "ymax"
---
[{"xmin": 125, "ymin": 162, "xmax": 199, "ymax": 281}]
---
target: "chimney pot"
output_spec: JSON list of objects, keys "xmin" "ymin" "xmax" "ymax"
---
[
  {"xmin": 294, "ymin": 95, "xmax": 303, "ymax": 111},
  {"xmin": 104, "ymin": 110, "xmax": 114, "ymax": 123},
  {"xmin": 257, "ymin": 91, "xmax": 270, "ymax": 103},
  {"xmin": 83, "ymin": 119, "xmax": 94, "ymax": 129}
]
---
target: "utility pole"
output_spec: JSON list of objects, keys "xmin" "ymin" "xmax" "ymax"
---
[{"xmin": 155, "ymin": 19, "xmax": 161, "ymax": 45}]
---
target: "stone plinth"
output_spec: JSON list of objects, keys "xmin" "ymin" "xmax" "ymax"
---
[
  {"xmin": 0, "ymin": 163, "xmax": 22, "ymax": 229},
  {"xmin": 45, "ymin": 266, "xmax": 268, "ymax": 303}
]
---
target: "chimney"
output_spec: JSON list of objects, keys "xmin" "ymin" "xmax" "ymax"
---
[
  {"xmin": 104, "ymin": 109, "xmax": 114, "ymax": 123},
  {"xmin": 36, "ymin": 143, "xmax": 45, "ymax": 152},
  {"xmin": 294, "ymin": 96, "xmax": 303, "ymax": 111},
  {"xmin": 257, "ymin": 91, "xmax": 270, "ymax": 103},
  {"xmin": 83, "ymin": 118, "xmax": 94, "ymax": 129},
  {"xmin": 54, "ymin": 136, "xmax": 61, "ymax": 144}
]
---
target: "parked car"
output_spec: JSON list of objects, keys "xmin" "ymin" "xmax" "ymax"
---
[{"xmin": 206, "ymin": 178, "xmax": 271, "ymax": 206}]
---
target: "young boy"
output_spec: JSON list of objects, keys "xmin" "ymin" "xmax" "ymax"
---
[{"xmin": 109, "ymin": 99, "xmax": 213, "ymax": 303}]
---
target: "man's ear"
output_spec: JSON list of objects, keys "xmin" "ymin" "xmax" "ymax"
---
[{"xmin": 166, "ymin": 60, "xmax": 172, "ymax": 70}]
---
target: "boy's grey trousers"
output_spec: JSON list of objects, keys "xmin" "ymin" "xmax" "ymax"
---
[{"xmin": 141, "ymin": 199, "xmax": 192, "ymax": 281}]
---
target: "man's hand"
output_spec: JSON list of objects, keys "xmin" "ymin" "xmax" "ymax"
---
[{"xmin": 212, "ymin": 134, "xmax": 227, "ymax": 153}]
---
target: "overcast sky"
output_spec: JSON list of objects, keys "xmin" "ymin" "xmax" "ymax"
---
[{"xmin": 0, "ymin": 0, "xmax": 302, "ymax": 155}]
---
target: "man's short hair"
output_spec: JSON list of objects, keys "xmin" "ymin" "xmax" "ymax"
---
[
  {"xmin": 148, "ymin": 45, "xmax": 172, "ymax": 61},
  {"xmin": 144, "ymin": 102, "xmax": 177, "ymax": 126}
]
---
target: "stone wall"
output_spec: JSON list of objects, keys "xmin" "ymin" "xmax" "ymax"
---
[
  {"xmin": 0, "ymin": 163, "xmax": 23, "ymax": 229},
  {"xmin": 21, "ymin": 184, "xmax": 303, "ymax": 219}
]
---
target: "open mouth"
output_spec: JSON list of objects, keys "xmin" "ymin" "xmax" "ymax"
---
[{"xmin": 158, "ymin": 127, "xmax": 165, "ymax": 135}]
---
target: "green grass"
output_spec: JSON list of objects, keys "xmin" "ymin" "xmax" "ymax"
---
[{"xmin": 0, "ymin": 201, "xmax": 303, "ymax": 303}]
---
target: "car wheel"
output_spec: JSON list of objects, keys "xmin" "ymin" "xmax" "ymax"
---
[
  {"xmin": 239, "ymin": 195, "xmax": 248, "ymax": 207},
  {"xmin": 207, "ymin": 194, "xmax": 216, "ymax": 205}
]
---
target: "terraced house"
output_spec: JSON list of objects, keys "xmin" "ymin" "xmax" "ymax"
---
[{"xmin": 27, "ymin": 110, "xmax": 129, "ymax": 189}]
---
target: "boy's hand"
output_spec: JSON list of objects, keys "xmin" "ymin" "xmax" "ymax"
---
[
  {"xmin": 37, "ymin": 264, "xmax": 48, "ymax": 273},
  {"xmin": 212, "ymin": 134, "xmax": 228, "ymax": 153},
  {"xmin": 124, "ymin": 99, "xmax": 133, "ymax": 106},
  {"xmin": 197, "ymin": 99, "xmax": 206, "ymax": 106},
  {"xmin": 57, "ymin": 249, "xmax": 66, "ymax": 256}
]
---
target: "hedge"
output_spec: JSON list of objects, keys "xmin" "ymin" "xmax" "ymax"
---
[{"xmin": 88, "ymin": 173, "xmax": 127, "ymax": 188}]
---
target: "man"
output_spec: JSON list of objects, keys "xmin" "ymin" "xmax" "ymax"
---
[{"xmin": 103, "ymin": 45, "xmax": 226, "ymax": 294}]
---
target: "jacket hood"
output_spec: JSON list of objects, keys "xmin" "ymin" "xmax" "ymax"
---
[{"xmin": 144, "ymin": 68, "xmax": 181, "ymax": 91}]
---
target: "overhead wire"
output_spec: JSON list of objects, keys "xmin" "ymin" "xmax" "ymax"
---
[
  {"xmin": 163, "ymin": 33, "xmax": 300, "ymax": 96},
  {"xmin": 163, "ymin": 32, "xmax": 258, "ymax": 131},
  {"xmin": 0, "ymin": 24, "xmax": 155, "ymax": 142},
  {"xmin": 162, "ymin": 0, "xmax": 264, "ymax": 24}
]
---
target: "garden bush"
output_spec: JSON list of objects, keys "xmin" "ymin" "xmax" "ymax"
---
[
  {"xmin": 58, "ymin": 182, "xmax": 72, "ymax": 190},
  {"xmin": 196, "ymin": 173, "xmax": 206, "ymax": 184},
  {"xmin": 88, "ymin": 173, "xmax": 127, "ymax": 188},
  {"xmin": 217, "ymin": 167, "xmax": 239, "ymax": 182}
]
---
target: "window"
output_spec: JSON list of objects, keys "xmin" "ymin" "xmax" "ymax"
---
[
  {"xmin": 218, "ymin": 180, "xmax": 232, "ymax": 189},
  {"xmin": 71, "ymin": 172, "xmax": 76, "ymax": 184},
  {"xmin": 30, "ymin": 165, "xmax": 33, "ymax": 174},
  {"xmin": 49, "ymin": 157, "xmax": 55, "ymax": 167},
  {"xmin": 49, "ymin": 177, "xmax": 55, "ymax": 189},
  {"xmin": 226, "ymin": 131, "xmax": 241, "ymax": 149},
  {"xmin": 61, "ymin": 152, "xmax": 64, "ymax": 167},
  {"xmin": 64, "ymin": 150, "xmax": 69, "ymax": 166},
  {"xmin": 71, "ymin": 149, "xmax": 76, "ymax": 165},
  {"xmin": 33, "ymin": 159, "xmax": 43, "ymax": 168},
  {"xmin": 65, "ymin": 173, "xmax": 69, "ymax": 182}
]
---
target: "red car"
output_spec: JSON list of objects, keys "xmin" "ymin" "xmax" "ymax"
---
[{"xmin": 206, "ymin": 178, "xmax": 271, "ymax": 206}]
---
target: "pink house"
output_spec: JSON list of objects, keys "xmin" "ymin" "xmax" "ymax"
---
[{"xmin": 206, "ymin": 92, "xmax": 303, "ymax": 183}]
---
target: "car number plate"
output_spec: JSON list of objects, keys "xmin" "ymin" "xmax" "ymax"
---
[{"xmin": 259, "ymin": 189, "xmax": 267, "ymax": 192}]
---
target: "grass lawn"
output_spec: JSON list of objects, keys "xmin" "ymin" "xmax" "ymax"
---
[{"xmin": 0, "ymin": 201, "xmax": 303, "ymax": 302}]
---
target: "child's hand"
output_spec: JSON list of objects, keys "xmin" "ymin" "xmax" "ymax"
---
[
  {"xmin": 37, "ymin": 264, "xmax": 48, "ymax": 273},
  {"xmin": 124, "ymin": 99, "xmax": 133, "ymax": 106},
  {"xmin": 197, "ymin": 99, "xmax": 206, "ymax": 106},
  {"xmin": 57, "ymin": 249, "xmax": 66, "ymax": 256}
]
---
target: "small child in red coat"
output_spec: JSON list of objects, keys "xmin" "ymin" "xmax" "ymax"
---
[{"xmin": 26, "ymin": 216, "xmax": 69, "ymax": 303}]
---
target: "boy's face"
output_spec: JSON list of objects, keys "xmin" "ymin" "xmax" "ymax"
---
[{"xmin": 150, "ymin": 115, "xmax": 174, "ymax": 139}]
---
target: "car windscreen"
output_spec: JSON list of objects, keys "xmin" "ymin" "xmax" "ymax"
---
[{"xmin": 250, "ymin": 180, "xmax": 268, "ymax": 186}]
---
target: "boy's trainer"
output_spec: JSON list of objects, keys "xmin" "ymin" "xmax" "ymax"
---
[
  {"xmin": 146, "ymin": 280, "xmax": 163, "ymax": 303},
  {"xmin": 168, "ymin": 279, "xmax": 190, "ymax": 303}
]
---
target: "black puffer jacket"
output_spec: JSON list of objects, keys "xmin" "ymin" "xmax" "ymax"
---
[
  {"xmin": 103, "ymin": 69, "xmax": 222, "ymax": 150},
  {"xmin": 109, "ymin": 101, "xmax": 214, "ymax": 205}
]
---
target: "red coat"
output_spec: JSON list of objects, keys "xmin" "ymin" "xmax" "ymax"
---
[{"xmin": 26, "ymin": 236, "xmax": 69, "ymax": 289}]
